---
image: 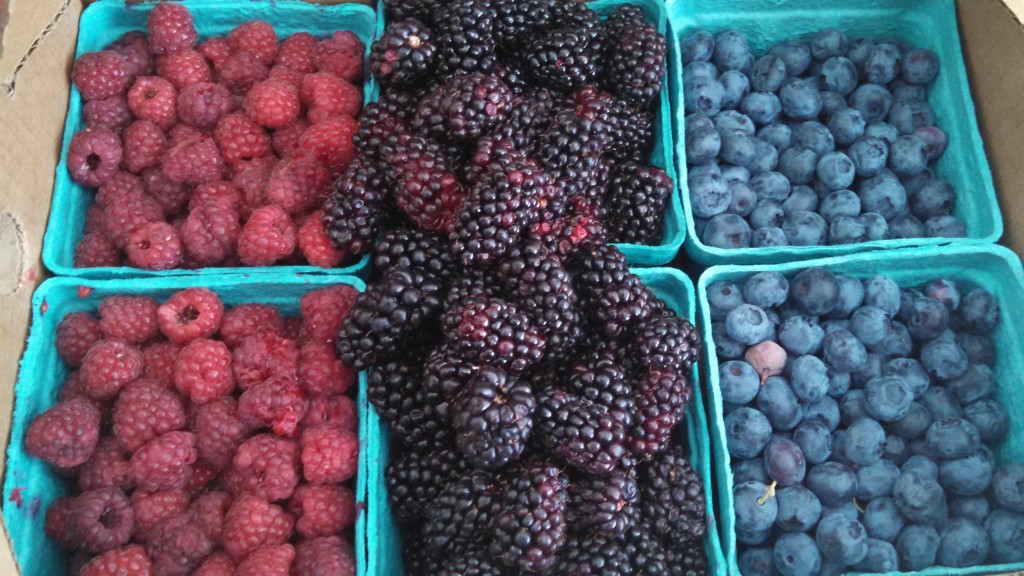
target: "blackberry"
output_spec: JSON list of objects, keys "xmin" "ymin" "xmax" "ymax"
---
[
  {"xmin": 376, "ymin": 86, "xmax": 431, "ymax": 121},
  {"xmin": 337, "ymin": 267, "xmax": 443, "ymax": 369},
  {"xmin": 354, "ymin": 104, "xmax": 405, "ymax": 159},
  {"xmin": 423, "ymin": 470, "xmax": 500, "ymax": 553},
  {"xmin": 443, "ymin": 296, "xmax": 547, "ymax": 375},
  {"xmin": 452, "ymin": 367, "xmax": 536, "ymax": 470},
  {"xmin": 628, "ymin": 378, "xmax": 680, "ymax": 460},
  {"xmin": 536, "ymin": 108, "xmax": 611, "ymax": 209},
  {"xmin": 603, "ymin": 4, "xmax": 648, "ymax": 39},
  {"xmin": 384, "ymin": 0, "xmax": 437, "ymax": 23},
  {"xmin": 439, "ymin": 553, "xmax": 507, "ymax": 576},
  {"xmin": 370, "ymin": 19, "xmax": 437, "ymax": 86},
  {"xmin": 489, "ymin": 91, "xmax": 556, "ymax": 155},
  {"xmin": 630, "ymin": 313, "xmax": 701, "ymax": 373},
  {"xmin": 619, "ymin": 522, "xmax": 671, "ymax": 575},
  {"xmin": 412, "ymin": 73, "xmax": 514, "ymax": 142},
  {"xmin": 550, "ymin": 0, "xmax": 605, "ymax": 52},
  {"xmin": 445, "ymin": 272, "xmax": 495, "ymax": 313},
  {"xmin": 388, "ymin": 134, "xmax": 467, "ymax": 233},
  {"xmin": 489, "ymin": 459, "xmax": 569, "ymax": 573},
  {"xmin": 422, "ymin": 346, "xmax": 475, "ymax": 422},
  {"xmin": 640, "ymin": 448, "xmax": 707, "ymax": 543},
  {"xmin": 323, "ymin": 156, "xmax": 387, "ymax": 256},
  {"xmin": 525, "ymin": 30, "xmax": 601, "ymax": 90},
  {"xmin": 566, "ymin": 348, "xmax": 635, "ymax": 418},
  {"xmin": 636, "ymin": 365, "xmax": 692, "ymax": 420},
  {"xmin": 385, "ymin": 448, "xmax": 467, "ymax": 522},
  {"xmin": 603, "ymin": 17, "xmax": 667, "ymax": 109},
  {"xmin": 528, "ymin": 197, "xmax": 607, "ymax": 260},
  {"xmin": 372, "ymin": 227, "xmax": 454, "ymax": 284},
  {"xmin": 573, "ymin": 86, "xmax": 653, "ymax": 164},
  {"xmin": 534, "ymin": 389, "xmax": 630, "ymax": 475},
  {"xmin": 393, "ymin": 389, "xmax": 453, "ymax": 451},
  {"xmin": 432, "ymin": 0, "xmax": 498, "ymax": 77},
  {"xmin": 491, "ymin": 0, "xmax": 556, "ymax": 51},
  {"xmin": 403, "ymin": 528, "xmax": 446, "ymax": 575},
  {"xmin": 666, "ymin": 539, "xmax": 710, "ymax": 576},
  {"xmin": 573, "ymin": 245, "xmax": 657, "ymax": 340},
  {"xmin": 605, "ymin": 163, "xmax": 672, "ymax": 245},
  {"xmin": 555, "ymin": 534, "xmax": 633, "ymax": 575},
  {"xmin": 366, "ymin": 345, "xmax": 430, "ymax": 426},
  {"xmin": 566, "ymin": 469, "xmax": 639, "ymax": 538}
]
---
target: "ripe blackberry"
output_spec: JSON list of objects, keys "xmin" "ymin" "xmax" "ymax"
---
[
  {"xmin": 628, "ymin": 382, "xmax": 679, "ymax": 460},
  {"xmin": 566, "ymin": 348, "xmax": 635, "ymax": 418},
  {"xmin": 606, "ymin": 162, "xmax": 672, "ymax": 245},
  {"xmin": 604, "ymin": 4, "xmax": 648, "ymax": 39},
  {"xmin": 366, "ymin": 345, "xmax": 429, "ymax": 426},
  {"xmin": 431, "ymin": 0, "xmax": 498, "ymax": 77},
  {"xmin": 534, "ymin": 389, "xmax": 630, "ymax": 475},
  {"xmin": 412, "ymin": 73, "xmax": 513, "ymax": 143},
  {"xmin": 385, "ymin": 448, "xmax": 466, "ymax": 522},
  {"xmin": 528, "ymin": 197, "xmax": 607, "ymax": 260},
  {"xmin": 443, "ymin": 296, "xmax": 546, "ymax": 375},
  {"xmin": 490, "ymin": 90, "xmax": 557, "ymax": 155},
  {"xmin": 567, "ymin": 470, "xmax": 639, "ymax": 538},
  {"xmin": 573, "ymin": 245, "xmax": 657, "ymax": 340},
  {"xmin": 603, "ymin": 16, "xmax": 667, "ymax": 109},
  {"xmin": 631, "ymin": 313, "xmax": 701, "ymax": 373},
  {"xmin": 573, "ymin": 85, "xmax": 653, "ymax": 164},
  {"xmin": 353, "ymin": 104, "xmax": 407, "ymax": 159},
  {"xmin": 619, "ymin": 522, "xmax": 671, "ymax": 575},
  {"xmin": 489, "ymin": 459, "xmax": 569, "ymax": 573},
  {"xmin": 323, "ymin": 156, "xmax": 387, "ymax": 256},
  {"xmin": 439, "ymin": 553, "xmax": 507, "ymax": 576},
  {"xmin": 525, "ymin": 30, "xmax": 601, "ymax": 90},
  {"xmin": 666, "ymin": 539, "xmax": 710, "ymax": 576},
  {"xmin": 376, "ymin": 86, "xmax": 430, "ymax": 122},
  {"xmin": 388, "ymin": 134, "xmax": 467, "ymax": 233},
  {"xmin": 536, "ymin": 109, "xmax": 611, "ymax": 208},
  {"xmin": 641, "ymin": 448, "xmax": 707, "ymax": 542},
  {"xmin": 444, "ymin": 270, "xmax": 495, "ymax": 312},
  {"xmin": 495, "ymin": 60, "xmax": 533, "ymax": 96},
  {"xmin": 452, "ymin": 367, "xmax": 536, "ymax": 470},
  {"xmin": 370, "ymin": 19, "xmax": 436, "ymax": 86},
  {"xmin": 555, "ymin": 534, "xmax": 633, "ymax": 575},
  {"xmin": 550, "ymin": 0, "xmax": 605, "ymax": 50},
  {"xmin": 336, "ymin": 267, "xmax": 443, "ymax": 369},
  {"xmin": 383, "ymin": 0, "xmax": 437, "ymax": 23},
  {"xmin": 491, "ymin": 0, "xmax": 556, "ymax": 51},
  {"xmin": 403, "ymin": 528, "xmax": 446, "ymax": 575},
  {"xmin": 461, "ymin": 137, "xmax": 531, "ymax": 186},
  {"xmin": 373, "ymin": 227, "xmax": 454, "ymax": 284},
  {"xmin": 422, "ymin": 346, "xmax": 475, "ymax": 422},
  {"xmin": 423, "ymin": 470, "xmax": 500, "ymax": 553}
]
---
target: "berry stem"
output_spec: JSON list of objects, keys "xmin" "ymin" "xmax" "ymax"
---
[{"xmin": 756, "ymin": 480, "xmax": 778, "ymax": 506}]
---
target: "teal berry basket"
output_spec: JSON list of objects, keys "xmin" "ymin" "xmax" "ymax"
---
[
  {"xmin": 696, "ymin": 244, "xmax": 1024, "ymax": 576},
  {"xmin": 1, "ymin": 273, "xmax": 368, "ymax": 576},
  {"xmin": 364, "ymin": 267, "xmax": 727, "ymax": 576},
  {"xmin": 668, "ymin": 0, "xmax": 1002, "ymax": 266},
  {"xmin": 42, "ymin": 0, "xmax": 377, "ymax": 279}
]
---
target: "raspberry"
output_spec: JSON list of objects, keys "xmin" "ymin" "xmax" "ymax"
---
[
  {"xmin": 222, "ymin": 493, "xmax": 294, "ymax": 558},
  {"xmin": 158, "ymin": 287, "xmax": 224, "ymax": 344},
  {"xmin": 181, "ymin": 200, "xmax": 241, "ymax": 266},
  {"xmin": 300, "ymin": 426, "xmax": 358, "ymax": 484},
  {"xmin": 237, "ymin": 545, "xmax": 295, "ymax": 576},
  {"xmin": 72, "ymin": 487, "xmax": 135, "ymax": 553},
  {"xmin": 267, "ymin": 64, "xmax": 306, "ymax": 90},
  {"xmin": 238, "ymin": 205, "xmax": 298, "ymax": 265},
  {"xmin": 109, "ymin": 31, "xmax": 153, "ymax": 78},
  {"xmin": 194, "ymin": 551, "xmax": 235, "ymax": 576},
  {"xmin": 147, "ymin": 2, "xmax": 198, "ymax": 55},
  {"xmin": 130, "ymin": 431, "xmax": 197, "ymax": 491},
  {"xmin": 232, "ymin": 330, "xmax": 299, "ymax": 388},
  {"xmin": 265, "ymin": 155, "xmax": 329, "ymax": 214},
  {"xmin": 314, "ymin": 31, "xmax": 364, "ymax": 82},
  {"xmin": 157, "ymin": 49, "xmax": 213, "ymax": 89},
  {"xmin": 177, "ymin": 81, "xmax": 235, "ymax": 129},
  {"xmin": 79, "ymin": 437, "xmax": 132, "ymax": 492},
  {"xmin": 103, "ymin": 191, "xmax": 165, "ymax": 248},
  {"xmin": 45, "ymin": 497, "xmax": 79, "ymax": 549},
  {"xmin": 67, "ymin": 127, "xmax": 123, "ymax": 187},
  {"xmin": 232, "ymin": 433, "xmax": 301, "ymax": 500},
  {"xmin": 163, "ymin": 135, "xmax": 224, "ymax": 185},
  {"xmin": 218, "ymin": 51, "xmax": 269, "ymax": 94},
  {"xmin": 128, "ymin": 76, "xmax": 178, "ymax": 130},
  {"xmin": 299, "ymin": 73, "xmax": 361, "ymax": 123},
  {"xmin": 298, "ymin": 211, "xmax": 346, "ymax": 268},
  {"xmin": 199, "ymin": 37, "xmax": 232, "ymax": 69},
  {"xmin": 299, "ymin": 341, "xmax": 355, "ymax": 396},
  {"xmin": 73, "ymin": 50, "xmax": 131, "ymax": 101},
  {"xmin": 190, "ymin": 491, "xmax": 232, "ymax": 543},
  {"xmin": 26, "ymin": 396, "xmax": 101, "ymax": 469},
  {"xmin": 140, "ymin": 167, "xmax": 190, "ymax": 215},
  {"xmin": 143, "ymin": 341, "xmax": 179, "ymax": 386},
  {"xmin": 276, "ymin": 33, "xmax": 317, "ymax": 73},
  {"xmin": 238, "ymin": 377, "xmax": 308, "ymax": 436},
  {"xmin": 193, "ymin": 396, "xmax": 249, "ymax": 471},
  {"xmin": 84, "ymin": 95, "xmax": 133, "ymax": 132},
  {"xmin": 213, "ymin": 112, "xmax": 272, "ymax": 165},
  {"xmin": 57, "ymin": 311, "xmax": 102, "ymax": 367},
  {"xmin": 167, "ymin": 123, "xmax": 206, "ymax": 146},
  {"xmin": 271, "ymin": 118, "xmax": 309, "ymax": 158},
  {"xmin": 302, "ymin": 394, "xmax": 357, "ymax": 431},
  {"xmin": 81, "ymin": 545, "xmax": 152, "ymax": 576},
  {"xmin": 127, "ymin": 221, "xmax": 184, "ymax": 270},
  {"xmin": 80, "ymin": 340, "xmax": 144, "ymax": 400},
  {"xmin": 59, "ymin": 371, "xmax": 89, "ymax": 402},
  {"xmin": 246, "ymin": 80, "xmax": 300, "ymax": 128},
  {"xmin": 130, "ymin": 489, "xmax": 190, "ymax": 543},
  {"xmin": 122, "ymin": 120, "xmax": 168, "ymax": 173},
  {"xmin": 98, "ymin": 295, "xmax": 159, "ymax": 345},
  {"xmin": 228, "ymin": 21, "xmax": 279, "ymax": 64},
  {"xmin": 173, "ymin": 338, "xmax": 234, "ymax": 404},
  {"xmin": 231, "ymin": 156, "xmax": 275, "ymax": 213},
  {"xmin": 282, "ymin": 316, "xmax": 305, "ymax": 342},
  {"xmin": 289, "ymin": 483, "xmax": 356, "ymax": 537},
  {"xmin": 97, "ymin": 171, "xmax": 144, "ymax": 207},
  {"xmin": 113, "ymin": 379, "xmax": 187, "ymax": 451},
  {"xmin": 299, "ymin": 284, "xmax": 358, "ymax": 344},
  {"xmin": 147, "ymin": 512, "xmax": 215, "ymax": 576},
  {"xmin": 294, "ymin": 535, "xmax": 356, "ymax": 576},
  {"xmin": 220, "ymin": 304, "xmax": 284, "ymax": 349},
  {"xmin": 190, "ymin": 180, "xmax": 243, "ymax": 212},
  {"xmin": 297, "ymin": 116, "xmax": 358, "ymax": 173},
  {"xmin": 85, "ymin": 204, "xmax": 108, "ymax": 233},
  {"xmin": 75, "ymin": 232, "xmax": 122, "ymax": 268}
]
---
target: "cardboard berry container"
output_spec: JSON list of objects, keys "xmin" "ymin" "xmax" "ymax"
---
[
  {"xmin": 696, "ymin": 244, "xmax": 1024, "ymax": 575},
  {"xmin": 668, "ymin": 0, "xmax": 1003, "ymax": 266},
  {"xmin": 41, "ymin": 0, "xmax": 378, "ymax": 279},
  {"xmin": 363, "ymin": 267, "xmax": 727, "ymax": 576},
  {"xmin": 0, "ymin": 273, "xmax": 368, "ymax": 575}
]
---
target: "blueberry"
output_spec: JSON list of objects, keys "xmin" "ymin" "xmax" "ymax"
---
[
  {"xmin": 820, "ymin": 57, "xmax": 858, "ymax": 95},
  {"xmin": 855, "ymin": 460, "xmax": 900, "ymax": 501},
  {"xmin": 827, "ymin": 368, "xmax": 852, "ymax": 398},
  {"xmin": 741, "ymin": 272, "xmax": 788, "ymax": 309},
  {"xmin": 840, "ymin": 389, "xmax": 869, "ymax": 427},
  {"xmin": 903, "ymin": 295, "xmax": 949, "ymax": 341},
  {"xmin": 852, "ymin": 351, "xmax": 886, "ymax": 388},
  {"xmin": 802, "ymin": 397, "xmax": 840, "ymax": 432},
  {"xmin": 739, "ymin": 92, "xmax": 783, "ymax": 125},
  {"xmin": 865, "ymin": 42, "xmax": 902, "ymax": 84},
  {"xmin": 707, "ymin": 281, "xmax": 745, "ymax": 320},
  {"xmin": 849, "ymin": 83, "xmax": 894, "ymax": 123},
  {"xmin": 816, "ymin": 514, "xmax": 868, "ymax": 566},
  {"xmin": 892, "ymin": 78, "xmax": 929, "ymax": 103},
  {"xmin": 821, "ymin": 274, "xmax": 860, "ymax": 319},
  {"xmin": 777, "ymin": 315, "xmax": 824, "ymax": 355},
  {"xmin": 777, "ymin": 147, "xmax": 818, "ymax": 185},
  {"xmin": 684, "ymin": 60, "xmax": 719, "ymax": 84},
  {"xmin": 749, "ymin": 54, "xmax": 787, "ymax": 94},
  {"xmin": 854, "ymin": 539, "xmax": 899, "ymax": 572},
  {"xmin": 888, "ymin": 213, "xmax": 926, "ymax": 239},
  {"xmin": 865, "ymin": 120, "xmax": 900, "ymax": 144},
  {"xmin": 715, "ymin": 109, "xmax": 757, "ymax": 137},
  {"xmin": 738, "ymin": 526, "xmax": 772, "ymax": 546},
  {"xmin": 764, "ymin": 436, "xmax": 806, "ymax": 487},
  {"xmin": 714, "ymin": 30, "xmax": 753, "ymax": 72},
  {"xmin": 993, "ymin": 463, "xmax": 1024, "ymax": 513},
  {"xmin": 864, "ymin": 497, "xmax": 906, "ymax": 542},
  {"xmin": 721, "ymin": 164, "xmax": 751, "ymax": 184},
  {"xmin": 938, "ymin": 518, "xmax": 991, "ymax": 568},
  {"xmin": 960, "ymin": 289, "xmax": 1000, "ymax": 334},
  {"xmin": 929, "ymin": 217, "xmax": 965, "ymax": 239},
  {"xmin": 748, "ymin": 138, "xmax": 780, "ymax": 175},
  {"xmin": 720, "ymin": 360, "xmax": 760, "ymax": 404},
  {"xmin": 858, "ymin": 170, "xmax": 907, "ymax": 220},
  {"xmin": 820, "ymin": 501, "xmax": 860, "ymax": 522},
  {"xmin": 738, "ymin": 547, "xmax": 775, "ymax": 576},
  {"xmin": 845, "ymin": 417, "xmax": 887, "ymax": 466},
  {"xmin": 826, "ymin": 107, "xmax": 865, "ymax": 146},
  {"xmin": 787, "ymin": 356, "xmax": 829, "ymax": 404},
  {"xmin": 863, "ymin": 275, "xmax": 901, "ymax": 316},
  {"xmin": 823, "ymin": 319, "xmax": 851, "ymax": 335},
  {"xmin": 734, "ymin": 480, "xmax": 778, "ymax": 533},
  {"xmin": 719, "ymin": 133, "xmax": 758, "ymax": 168},
  {"xmin": 963, "ymin": 398, "xmax": 1008, "ymax": 443},
  {"xmin": 752, "ymin": 226, "xmax": 789, "ymax": 247},
  {"xmin": 894, "ymin": 470, "xmax": 949, "ymax": 526},
  {"xmin": 790, "ymin": 268, "xmax": 839, "ymax": 316},
  {"xmin": 749, "ymin": 199, "xmax": 785, "ymax": 230},
  {"xmin": 859, "ymin": 212, "xmax": 889, "ymax": 241},
  {"xmin": 819, "ymin": 90, "xmax": 848, "ymax": 118},
  {"xmin": 681, "ymin": 30, "xmax": 715, "ymax": 64},
  {"xmin": 825, "ymin": 329, "xmax": 868, "ymax": 373},
  {"xmin": 846, "ymin": 36, "xmax": 874, "ymax": 69},
  {"xmin": 719, "ymin": 69, "xmax": 751, "ymax": 110},
  {"xmin": 782, "ymin": 185, "xmax": 819, "ymax": 214},
  {"xmin": 792, "ymin": 420, "xmax": 832, "ymax": 464},
  {"xmin": 883, "ymin": 434, "xmax": 910, "ymax": 466},
  {"xmin": 888, "ymin": 135, "xmax": 929, "ymax": 177},
  {"xmin": 849, "ymin": 306, "xmax": 891, "ymax": 346},
  {"xmin": 757, "ymin": 122, "xmax": 793, "ymax": 152},
  {"xmin": 925, "ymin": 417, "xmax": 980, "ymax": 460},
  {"xmin": 877, "ymin": 321, "xmax": 913, "ymax": 357},
  {"xmin": 949, "ymin": 495, "xmax": 990, "ymax": 523},
  {"xmin": 704, "ymin": 213, "xmax": 752, "ymax": 249},
  {"xmin": 939, "ymin": 450, "xmax": 993, "ymax": 496},
  {"xmin": 888, "ymin": 98, "xmax": 935, "ymax": 136},
  {"xmin": 901, "ymin": 48, "xmax": 940, "ymax": 84},
  {"xmin": 773, "ymin": 532, "xmax": 821, "ymax": 576},
  {"xmin": 944, "ymin": 363, "xmax": 993, "ymax": 405},
  {"xmin": 896, "ymin": 524, "xmax": 940, "ymax": 570},
  {"xmin": 887, "ymin": 401, "xmax": 933, "ymax": 440},
  {"xmin": 921, "ymin": 338, "xmax": 969, "ymax": 380},
  {"xmin": 694, "ymin": 217, "xmax": 709, "ymax": 239},
  {"xmin": 771, "ymin": 40, "xmax": 813, "ymax": 76},
  {"xmin": 816, "ymin": 152, "xmax": 856, "ymax": 190},
  {"xmin": 817, "ymin": 189, "xmax": 860, "ymax": 223},
  {"xmin": 921, "ymin": 387, "xmax": 964, "ymax": 422},
  {"xmin": 726, "ymin": 407, "xmax": 773, "ymax": 459},
  {"xmin": 848, "ymin": 136, "xmax": 889, "ymax": 178},
  {"xmin": 733, "ymin": 458, "xmax": 770, "ymax": 485},
  {"xmin": 757, "ymin": 377, "xmax": 803, "ymax": 431},
  {"xmin": 688, "ymin": 162, "xmax": 721, "ymax": 180},
  {"xmin": 712, "ymin": 321, "xmax": 746, "ymax": 359},
  {"xmin": 689, "ymin": 172, "xmax": 731, "ymax": 218},
  {"xmin": 901, "ymin": 454, "xmax": 939, "ymax": 479},
  {"xmin": 791, "ymin": 121, "xmax": 836, "ymax": 157},
  {"xmin": 685, "ymin": 113, "xmax": 722, "ymax": 165},
  {"xmin": 806, "ymin": 461, "xmax": 858, "ymax": 507},
  {"xmin": 923, "ymin": 278, "xmax": 961, "ymax": 310},
  {"xmin": 726, "ymin": 303, "xmax": 775, "ymax": 345},
  {"xmin": 779, "ymin": 78, "xmax": 823, "ymax": 121},
  {"xmin": 864, "ymin": 375, "xmax": 913, "ymax": 423},
  {"xmin": 782, "ymin": 211, "xmax": 827, "ymax": 246},
  {"xmin": 811, "ymin": 28, "xmax": 849, "ymax": 60},
  {"xmin": 985, "ymin": 509, "xmax": 1024, "ymax": 563},
  {"xmin": 915, "ymin": 126, "xmax": 948, "ymax": 160},
  {"xmin": 749, "ymin": 171, "xmax": 791, "ymax": 202}
]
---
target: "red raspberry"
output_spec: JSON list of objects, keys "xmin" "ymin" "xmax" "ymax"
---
[
  {"xmin": 143, "ymin": 341, "xmax": 180, "ymax": 386},
  {"xmin": 300, "ymin": 426, "xmax": 358, "ymax": 484},
  {"xmin": 168, "ymin": 123, "xmax": 207, "ymax": 146},
  {"xmin": 228, "ymin": 21, "xmax": 279, "ymax": 64},
  {"xmin": 97, "ymin": 170, "xmax": 144, "ymax": 207},
  {"xmin": 246, "ymin": 80, "xmax": 300, "ymax": 129},
  {"xmin": 157, "ymin": 49, "xmax": 213, "ymax": 89},
  {"xmin": 103, "ymin": 190, "xmax": 165, "ymax": 249},
  {"xmin": 79, "ymin": 437, "xmax": 133, "ymax": 492},
  {"xmin": 113, "ymin": 379, "xmax": 187, "ymax": 452},
  {"xmin": 67, "ymin": 127, "xmax": 123, "ymax": 187},
  {"xmin": 282, "ymin": 316, "xmax": 304, "ymax": 342},
  {"xmin": 147, "ymin": 2, "xmax": 198, "ymax": 56},
  {"xmin": 302, "ymin": 394, "xmax": 357, "ymax": 431},
  {"xmin": 237, "ymin": 205, "xmax": 297, "ymax": 265},
  {"xmin": 72, "ymin": 487, "xmax": 135, "ymax": 553},
  {"xmin": 232, "ymin": 433, "xmax": 301, "ymax": 500},
  {"xmin": 184, "ymin": 460, "xmax": 219, "ymax": 495},
  {"xmin": 270, "ymin": 118, "xmax": 309, "ymax": 158},
  {"xmin": 75, "ymin": 232, "xmax": 123, "ymax": 268},
  {"xmin": 190, "ymin": 180, "xmax": 243, "ymax": 212},
  {"xmin": 57, "ymin": 311, "xmax": 102, "ymax": 367},
  {"xmin": 289, "ymin": 483, "xmax": 356, "ymax": 538},
  {"xmin": 298, "ymin": 210, "xmax": 346, "ymax": 268},
  {"xmin": 300, "ymin": 73, "xmax": 361, "ymax": 123},
  {"xmin": 59, "ymin": 371, "xmax": 88, "ymax": 402},
  {"xmin": 194, "ymin": 552, "xmax": 235, "ymax": 576},
  {"xmin": 314, "ymin": 31, "xmax": 364, "ymax": 82},
  {"xmin": 181, "ymin": 200, "xmax": 241, "ymax": 266},
  {"xmin": 127, "ymin": 221, "xmax": 184, "ymax": 270},
  {"xmin": 238, "ymin": 377, "xmax": 308, "ymax": 437},
  {"xmin": 190, "ymin": 491, "xmax": 232, "ymax": 543},
  {"xmin": 296, "ymin": 116, "xmax": 358, "ymax": 173},
  {"xmin": 220, "ymin": 304, "xmax": 284, "ymax": 349},
  {"xmin": 45, "ymin": 497, "xmax": 79, "ymax": 549},
  {"xmin": 213, "ymin": 112, "xmax": 271, "ymax": 165},
  {"xmin": 80, "ymin": 340, "xmax": 144, "ymax": 400},
  {"xmin": 174, "ymin": 338, "xmax": 235, "ymax": 404},
  {"xmin": 222, "ymin": 493, "xmax": 294, "ymax": 558},
  {"xmin": 145, "ymin": 174, "xmax": 193, "ymax": 217},
  {"xmin": 232, "ymin": 331, "xmax": 299, "ymax": 389},
  {"xmin": 199, "ymin": 37, "xmax": 232, "ymax": 69},
  {"xmin": 299, "ymin": 284, "xmax": 358, "ymax": 344},
  {"xmin": 231, "ymin": 155, "xmax": 276, "ymax": 214},
  {"xmin": 130, "ymin": 431, "xmax": 197, "ymax": 492},
  {"xmin": 266, "ymin": 64, "xmax": 305, "ymax": 91},
  {"xmin": 147, "ymin": 511, "xmax": 215, "ymax": 576},
  {"xmin": 265, "ymin": 154, "xmax": 329, "ymax": 214},
  {"xmin": 294, "ymin": 535, "xmax": 356, "ymax": 576},
  {"xmin": 128, "ymin": 76, "xmax": 178, "ymax": 130},
  {"xmin": 237, "ymin": 544, "xmax": 294, "ymax": 576},
  {"xmin": 99, "ymin": 295, "xmax": 161, "ymax": 344},
  {"xmin": 130, "ymin": 489, "xmax": 190, "ymax": 544},
  {"xmin": 193, "ymin": 397, "xmax": 250, "ymax": 470},
  {"xmin": 162, "ymin": 135, "xmax": 224, "ymax": 186},
  {"xmin": 81, "ymin": 544, "xmax": 152, "ymax": 576},
  {"xmin": 158, "ymin": 288, "xmax": 224, "ymax": 344},
  {"xmin": 73, "ymin": 50, "xmax": 131, "ymax": 101},
  {"xmin": 84, "ymin": 95, "xmax": 134, "ymax": 133},
  {"xmin": 217, "ymin": 51, "xmax": 269, "ymax": 94},
  {"xmin": 122, "ymin": 120, "xmax": 167, "ymax": 174},
  {"xmin": 108, "ymin": 31, "xmax": 154, "ymax": 78},
  {"xmin": 85, "ymin": 204, "xmax": 107, "ymax": 233},
  {"xmin": 299, "ymin": 341, "xmax": 355, "ymax": 396},
  {"xmin": 176, "ymin": 81, "xmax": 235, "ymax": 129},
  {"xmin": 275, "ymin": 33, "xmax": 317, "ymax": 73}
]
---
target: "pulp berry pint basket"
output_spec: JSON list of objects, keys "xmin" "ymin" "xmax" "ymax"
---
[
  {"xmin": 1, "ymin": 274, "xmax": 367, "ymax": 575},
  {"xmin": 42, "ymin": 0, "xmax": 377, "ymax": 279},
  {"xmin": 363, "ymin": 268, "xmax": 726, "ymax": 576},
  {"xmin": 697, "ymin": 244, "xmax": 1024, "ymax": 576},
  {"xmin": 668, "ymin": 0, "xmax": 1002, "ymax": 266}
]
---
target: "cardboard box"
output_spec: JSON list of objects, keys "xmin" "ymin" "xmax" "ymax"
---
[{"xmin": 0, "ymin": 0, "xmax": 1022, "ymax": 573}]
